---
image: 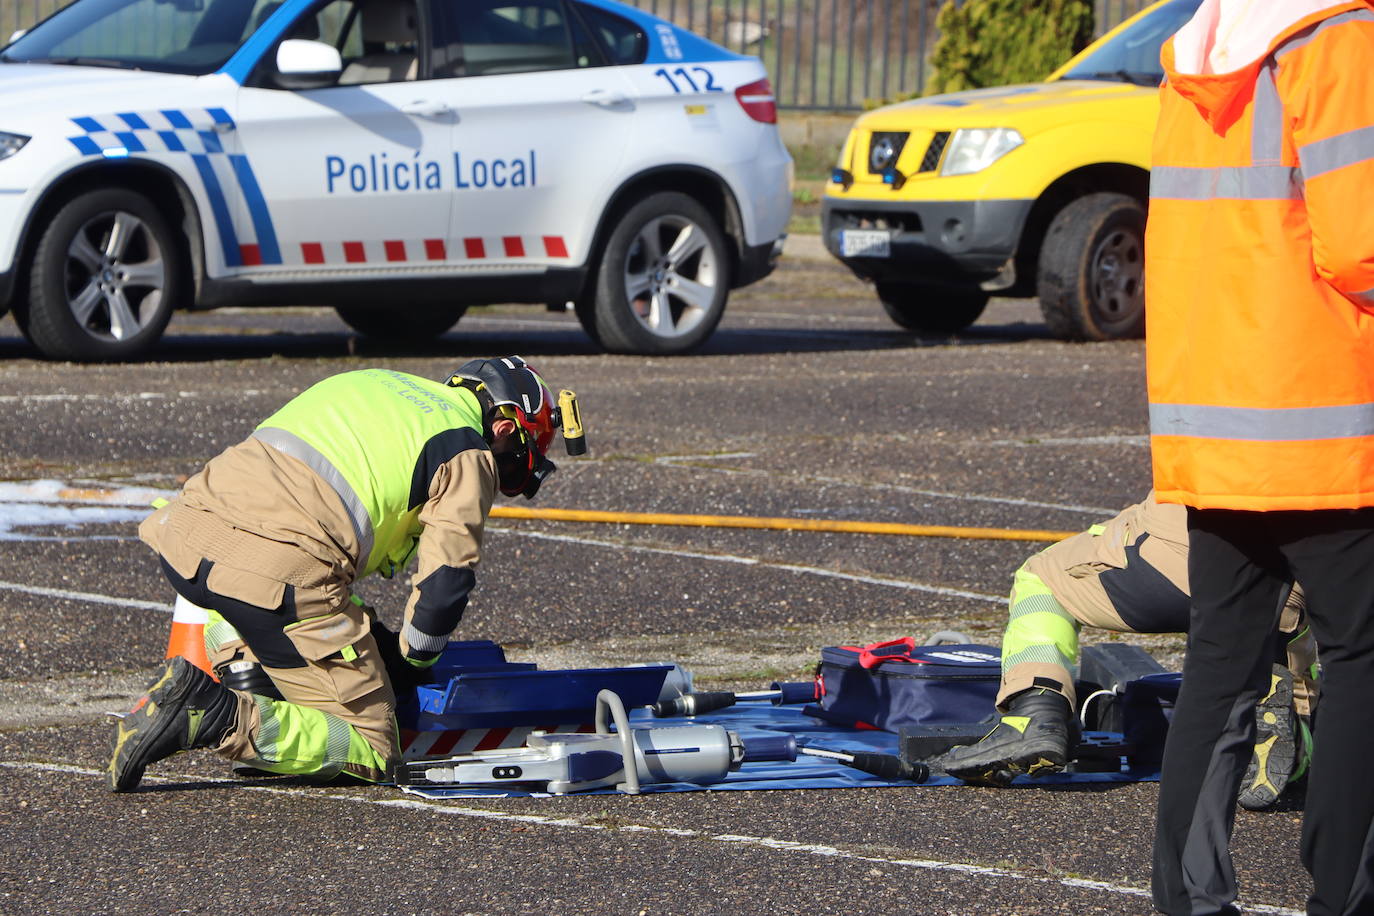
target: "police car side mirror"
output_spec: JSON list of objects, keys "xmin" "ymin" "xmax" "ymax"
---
[
  {"xmin": 274, "ymin": 38, "xmax": 342, "ymax": 90},
  {"xmin": 7, "ymin": 29, "xmax": 25, "ymax": 44}
]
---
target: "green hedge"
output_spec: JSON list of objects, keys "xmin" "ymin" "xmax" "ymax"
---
[{"xmin": 926, "ymin": 0, "xmax": 1094, "ymax": 95}]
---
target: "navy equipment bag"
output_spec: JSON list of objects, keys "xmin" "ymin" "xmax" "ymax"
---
[{"xmin": 804, "ymin": 638, "xmax": 1002, "ymax": 732}]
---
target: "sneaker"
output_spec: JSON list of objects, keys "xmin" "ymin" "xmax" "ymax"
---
[
  {"xmin": 941, "ymin": 688, "xmax": 1076, "ymax": 786},
  {"xmin": 108, "ymin": 656, "xmax": 238, "ymax": 792},
  {"xmin": 1237, "ymin": 664, "xmax": 1297, "ymax": 811}
]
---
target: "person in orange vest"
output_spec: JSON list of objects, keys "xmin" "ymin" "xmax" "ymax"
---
[{"xmin": 1146, "ymin": 2, "xmax": 1374, "ymax": 913}]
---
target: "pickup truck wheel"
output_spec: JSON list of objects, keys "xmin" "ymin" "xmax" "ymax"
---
[
  {"xmin": 593, "ymin": 191, "xmax": 730, "ymax": 355},
  {"xmin": 876, "ymin": 282, "xmax": 989, "ymax": 333},
  {"xmin": 335, "ymin": 304, "xmax": 467, "ymax": 340},
  {"xmin": 20, "ymin": 188, "xmax": 181, "ymax": 361},
  {"xmin": 1037, "ymin": 193, "xmax": 1145, "ymax": 340}
]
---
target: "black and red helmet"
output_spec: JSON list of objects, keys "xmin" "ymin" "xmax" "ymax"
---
[{"xmin": 446, "ymin": 356, "xmax": 558, "ymax": 498}]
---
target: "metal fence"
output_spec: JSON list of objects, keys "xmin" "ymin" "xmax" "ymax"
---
[{"xmin": 0, "ymin": 0, "xmax": 1156, "ymax": 111}]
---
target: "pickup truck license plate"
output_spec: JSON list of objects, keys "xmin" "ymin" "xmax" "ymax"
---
[{"xmin": 840, "ymin": 229, "xmax": 891, "ymax": 258}]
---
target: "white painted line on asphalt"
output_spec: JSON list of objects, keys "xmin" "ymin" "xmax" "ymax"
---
[
  {"xmin": 489, "ymin": 526, "xmax": 1007, "ymax": 605},
  {"xmin": 652, "ymin": 458, "xmax": 1120, "ymax": 516},
  {"xmin": 0, "ymin": 390, "xmax": 268, "ymax": 403},
  {"xmin": 0, "ymin": 761, "xmax": 1303, "ymax": 916},
  {"xmin": 0, "ymin": 580, "xmax": 169, "ymax": 613}
]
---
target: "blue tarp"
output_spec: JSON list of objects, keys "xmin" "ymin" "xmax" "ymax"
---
[{"xmin": 398, "ymin": 701, "xmax": 1160, "ymax": 799}]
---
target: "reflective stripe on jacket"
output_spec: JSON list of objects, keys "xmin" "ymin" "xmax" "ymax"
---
[{"xmin": 1146, "ymin": 1, "xmax": 1374, "ymax": 510}]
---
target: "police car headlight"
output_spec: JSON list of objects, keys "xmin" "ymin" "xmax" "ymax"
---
[
  {"xmin": 940, "ymin": 128, "xmax": 1024, "ymax": 176},
  {"xmin": 0, "ymin": 132, "xmax": 29, "ymax": 161}
]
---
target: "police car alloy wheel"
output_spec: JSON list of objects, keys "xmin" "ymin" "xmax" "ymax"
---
[
  {"xmin": 20, "ymin": 188, "xmax": 181, "ymax": 362},
  {"xmin": 592, "ymin": 191, "xmax": 730, "ymax": 355}
]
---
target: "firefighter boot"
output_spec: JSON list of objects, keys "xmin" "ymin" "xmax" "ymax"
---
[
  {"xmin": 941, "ymin": 688, "xmax": 1075, "ymax": 786},
  {"xmin": 108, "ymin": 656, "xmax": 238, "ymax": 792},
  {"xmin": 1237, "ymin": 664, "xmax": 1298, "ymax": 811}
]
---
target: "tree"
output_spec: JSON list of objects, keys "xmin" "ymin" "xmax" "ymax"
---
[{"xmin": 927, "ymin": 0, "xmax": 1094, "ymax": 94}]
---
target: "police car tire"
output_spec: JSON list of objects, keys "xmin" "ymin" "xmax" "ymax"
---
[
  {"xmin": 21, "ymin": 188, "xmax": 180, "ymax": 361},
  {"xmin": 875, "ymin": 281, "xmax": 989, "ymax": 334},
  {"xmin": 593, "ymin": 191, "xmax": 730, "ymax": 355},
  {"xmin": 1037, "ymin": 192, "xmax": 1146, "ymax": 341},
  {"xmin": 334, "ymin": 304, "xmax": 467, "ymax": 340}
]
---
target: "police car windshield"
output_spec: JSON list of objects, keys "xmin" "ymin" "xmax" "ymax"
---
[
  {"xmin": 4, "ymin": 0, "xmax": 262, "ymax": 75},
  {"xmin": 1057, "ymin": 0, "xmax": 1201, "ymax": 86}
]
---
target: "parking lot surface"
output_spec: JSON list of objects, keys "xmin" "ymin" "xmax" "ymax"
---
[{"xmin": 0, "ymin": 244, "xmax": 1308, "ymax": 915}]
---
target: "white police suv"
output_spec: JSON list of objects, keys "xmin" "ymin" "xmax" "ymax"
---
[{"xmin": 0, "ymin": 0, "xmax": 791, "ymax": 360}]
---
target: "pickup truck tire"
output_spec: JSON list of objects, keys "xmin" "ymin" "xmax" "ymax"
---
[
  {"xmin": 20, "ymin": 188, "xmax": 181, "ymax": 361},
  {"xmin": 876, "ymin": 282, "xmax": 989, "ymax": 333},
  {"xmin": 593, "ymin": 191, "xmax": 730, "ymax": 355},
  {"xmin": 1037, "ymin": 193, "xmax": 1146, "ymax": 340},
  {"xmin": 335, "ymin": 304, "xmax": 467, "ymax": 340}
]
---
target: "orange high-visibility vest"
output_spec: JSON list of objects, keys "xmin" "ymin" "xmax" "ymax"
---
[{"xmin": 1147, "ymin": 2, "xmax": 1374, "ymax": 510}]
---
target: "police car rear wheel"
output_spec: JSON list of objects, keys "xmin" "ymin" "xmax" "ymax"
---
[
  {"xmin": 875, "ymin": 281, "xmax": 989, "ymax": 334},
  {"xmin": 334, "ymin": 304, "xmax": 467, "ymax": 340},
  {"xmin": 21, "ymin": 188, "xmax": 180, "ymax": 361},
  {"xmin": 593, "ymin": 192, "xmax": 730, "ymax": 355}
]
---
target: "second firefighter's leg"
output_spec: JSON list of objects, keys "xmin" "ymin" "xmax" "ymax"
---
[{"xmin": 941, "ymin": 564, "xmax": 1078, "ymax": 786}]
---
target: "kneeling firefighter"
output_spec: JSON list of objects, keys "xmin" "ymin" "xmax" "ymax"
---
[{"xmin": 108, "ymin": 357, "xmax": 587, "ymax": 791}]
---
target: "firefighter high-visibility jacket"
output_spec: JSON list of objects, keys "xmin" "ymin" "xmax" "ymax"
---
[
  {"xmin": 140, "ymin": 369, "xmax": 497, "ymax": 665},
  {"xmin": 1146, "ymin": 0, "xmax": 1374, "ymax": 510}
]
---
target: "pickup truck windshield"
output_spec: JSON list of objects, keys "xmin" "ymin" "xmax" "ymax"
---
[
  {"xmin": 3, "ymin": 0, "xmax": 271, "ymax": 75},
  {"xmin": 1057, "ymin": 0, "xmax": 1201, "ymax": 86}
]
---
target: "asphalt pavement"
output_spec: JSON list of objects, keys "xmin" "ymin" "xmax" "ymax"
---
[{"xmin": 0, "ymin": 244, "xmax": 1310, "ymax": 915}]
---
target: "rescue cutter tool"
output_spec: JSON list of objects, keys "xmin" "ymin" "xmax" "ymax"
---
[{"xmin": 396, "ymin": 690, "xmax": 927, "ymax": 794}]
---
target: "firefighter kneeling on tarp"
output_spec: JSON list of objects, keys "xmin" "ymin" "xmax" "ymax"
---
[{"xmin": 108, "ymin": 356, "xmax": 585, "ymax": 791}]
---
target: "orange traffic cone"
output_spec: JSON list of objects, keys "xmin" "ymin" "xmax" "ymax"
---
[{"xmin": 166, "ymin": 594, "xmax": 215, "ymax": 678}]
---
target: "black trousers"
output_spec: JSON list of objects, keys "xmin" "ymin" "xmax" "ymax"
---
[{"xmin": 1152, "ymin": 507, "xmax": 1374, "ymax": 916}]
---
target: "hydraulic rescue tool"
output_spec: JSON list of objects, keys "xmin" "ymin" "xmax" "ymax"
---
[{"xmin": 396, "ymin": 690, "xmax": 928, "ymax": 794}]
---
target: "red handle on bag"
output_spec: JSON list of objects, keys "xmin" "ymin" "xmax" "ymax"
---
[{"xmin": 842, "ymin": 636, "xmax": 928, "ymax": 669}]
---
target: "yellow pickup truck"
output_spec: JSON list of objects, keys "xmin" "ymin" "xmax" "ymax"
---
[{"xmin": 822, "ymin": 0, "xmax": 1200, "ymax": 338}]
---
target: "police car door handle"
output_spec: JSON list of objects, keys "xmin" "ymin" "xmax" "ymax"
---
[
  {"xmin": 401, "ymin": 99, "xmax": 454, "ymax": 120},
  {"xmin": 582, "ymin": 88, "xmax": 630, "ymax": 109}
]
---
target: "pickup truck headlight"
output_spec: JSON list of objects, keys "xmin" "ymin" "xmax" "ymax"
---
[
  {"xmin": 0, "ymin": 132, "xmax": 29, "ymax": 161},
  {"xmin": 940, "ymin": 127, "xmax": 1024, "ymax": 176}
]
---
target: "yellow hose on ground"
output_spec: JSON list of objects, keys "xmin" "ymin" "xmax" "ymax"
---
[{"xmin": 490, "ymin": 506, "xmax": 1075, "ymax": 542}]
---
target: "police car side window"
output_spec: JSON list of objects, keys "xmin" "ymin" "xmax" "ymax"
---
[
  {"xmin": 432, "ymin": 0, "xmax": 593, "ymax": 78},
  {"xmin": 572, "ymin": 3, "xmax": 646, "ymax": 65}
]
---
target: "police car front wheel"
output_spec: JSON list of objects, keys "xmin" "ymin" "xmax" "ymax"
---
[
  {"xmin": 591, "ymin": 191, "xmax": 730, "ymax": 355},
  {"xmin": 19, "ymin": 188, "xmax": 181, "ymax": 361}
]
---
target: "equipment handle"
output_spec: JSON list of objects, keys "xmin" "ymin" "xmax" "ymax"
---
[
  {"xmin": 651, "ymin": 691, "xmax": 737, "ymax": 717},
  {"xmin": 845, "ymin": 636, "xmax": 920, "ymax": 668},
  {"xmin": 845, "ymin": 753, "xmax": 930, "ymax": 782},
  {"xmin": 594, "ymin": 689, "xmax": 640, "ymax": 795},
  {"xmin": 770, "ymin": 681, "xmax": 818, "ymax": 705},
  {"xmin": 740, "ymin": 734, "xmax": 797, "ymax": 763}
]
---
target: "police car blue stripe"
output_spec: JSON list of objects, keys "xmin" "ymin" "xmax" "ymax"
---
[
  {"xmin": 72, "ymin": 116, "xmax": 103, "ymax": 132},
  {"xmin": 69, "ymin": 136, "xmax": 101, "ymax": 156},
  {"xmin": 207, "ymin": 107, "xmax": 235, "ymax": 129},
  {"xmin": 161, "ymin": 109, "xmax": 193, "ymax": 129},
  {"xmin": 118, "ymin": 112, "xmax": 150, "ymax": 131},
  {"xmin": 191, "ymin": 154, "xmax": 242, "ymax": 268},
  {"xmin": 218, "ymin": 0, "xmax": 314, "ymax": 83},
  {"xmin": 114, "ymin": 132, "xmax": 146, "ymax": 153},
  {"xmin": 198, "ymin": 130, "xmax": 223, "ymax": 154},
  {"xmin": 158, "ymin": 131, "xmax": 186, "ymax": 152},
  {"xmin": 229, "ymin": 154, "xmax": 281, "ymax": 265}
]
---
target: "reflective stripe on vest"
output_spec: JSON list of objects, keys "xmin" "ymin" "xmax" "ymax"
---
[
  {"xmin": 252, "ymin": 426, "xmax": 375, "ymax": 566},
  {"xmin": 1150, "ymin": 402, "xmax": 1374, "ymax": 442}
]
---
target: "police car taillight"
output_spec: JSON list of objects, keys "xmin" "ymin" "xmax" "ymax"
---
[{"xmin": 734, "ymin": 78, "xmax": 777, "ymax": 124}]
